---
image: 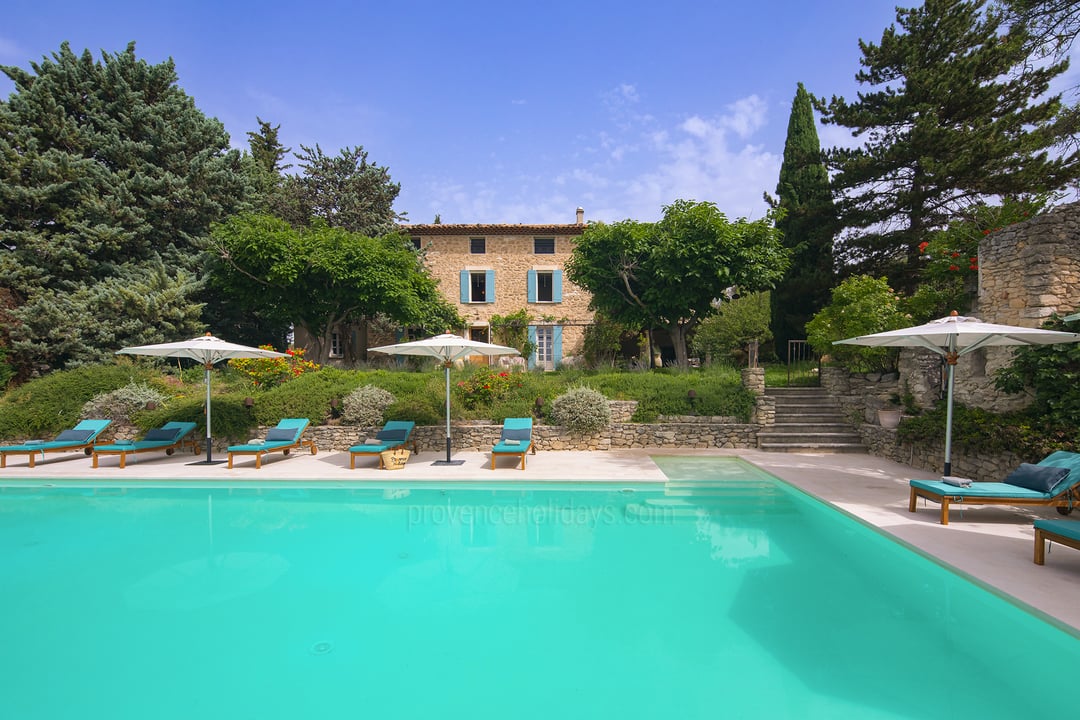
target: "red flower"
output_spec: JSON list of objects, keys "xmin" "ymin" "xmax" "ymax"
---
[
  {"xmin": 950, "ymin": 252, "xmax": 960, "ymax": 258},
  {"xmin": 969, "ymin": 257, "xmax": 977, "ymax": 263},
  {"xmin": 949, "ymin": 264, "xmax": 960, "ymax": 272},
  {"xmin": 983, "ymin": 229, "xmax": 991, "ymax": 235},
  {"xmin": 918, "ymin": 241, "xmax": 929, "ymax": 253},
  {"xmin": 969, "ymin": 264, "xmax": 978, "ymax": 270}
]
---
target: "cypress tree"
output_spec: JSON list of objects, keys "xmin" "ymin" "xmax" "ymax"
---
[
  {"xmin": 0, "ymin": 42, "xmax": 247, "ymax": 374},
  {"xmin": 818, "ymin": 0, "xmax": 1080, "ymax": 291},
  {"xmin": 770, "ymin": 82, "xmax": 835, "ymax": 359}
]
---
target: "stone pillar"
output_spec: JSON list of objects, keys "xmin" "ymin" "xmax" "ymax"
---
[{"xmin": 741, "ymin": 367, "xmax": 765, "ymax": 395}]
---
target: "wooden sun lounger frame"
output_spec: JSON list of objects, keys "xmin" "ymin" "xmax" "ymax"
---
[
  {"xmin": 227, "ymin": 436, "xmax": 317, "ymax": 469},
  {"xmin": 91, "ymin": 437, "xmax": 200, "ymax": 469},
  {"xmin": 909, "ymin": 483, "xmax": 1080, "ymax": 525},
  {"xmin": 1, "ymin": 443, "xmax": 98, "ymax": 469},
  {"xmin": 1034, "ymin": 522, "xmax": 1080, "ymax": 565}
]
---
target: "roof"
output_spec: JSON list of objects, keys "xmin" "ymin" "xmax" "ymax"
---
[{"xmin": 400, "ymin": 223, "xmax": 587, "ymax": 237}]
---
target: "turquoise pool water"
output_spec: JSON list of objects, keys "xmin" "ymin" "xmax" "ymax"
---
[{"xmin": 2, "ymin": 457, "xmax": 1077, "ymax": 719}]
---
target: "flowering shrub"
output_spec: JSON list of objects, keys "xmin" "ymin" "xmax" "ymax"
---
[
  {"xmin": 919, "ymin": 197, "xmax": 1044, "ymax": 283},
  {"xmin": 456, "ymin": 366, "xmax": 524, "ymax": 409},
  {"xmin": 229, "ymin": 346, "xmax": 320, "ymax": 389},
  {"xmin": 82, "ymin": 382, "xmax": 171, "ymax": 421}
]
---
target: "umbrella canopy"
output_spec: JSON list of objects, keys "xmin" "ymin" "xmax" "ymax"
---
[
  {"xmin": 369, "ymin": 333, "xmax": 519, "ymax": 465},
  {"xmin": 835, "ymin": 312, "xmax": 1080, "ymax": 475},
  {"xmin": 117, "ymin": 334, "xmax": 287, "ymax": 464}
]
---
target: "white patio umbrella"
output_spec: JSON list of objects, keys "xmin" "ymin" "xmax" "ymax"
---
[
  {"xmin": 369, "ymin": 333, "xmax": 519, "ymax": 465},
  {"xmin": 117, "ymin": 334, "xmax": 288, "ymax": 464},
  {"xmin": 835, "ymin": 312, "xmax": 1080, "ymax": 476}
]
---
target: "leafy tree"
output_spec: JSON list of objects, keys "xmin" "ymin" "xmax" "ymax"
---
[
  {"xmin": 817, "ymin": 0, "xmax": 1080, "ymax": 292},
  {"xmin": 247, "ymin": 117, "xmax": 292, "ymax": 176},
  {"xmin": 207, "ymin": 214, "xmax": 460, "ymax": 363},
  {"xmin": 566, "ymin": 200, "xmax": 788, "ymax": 369},
  {"xmin": 273, "ymin": 144, "xmax": 404, "ymax": 235},
  {"xmin": 692, "ymin": 292, "xmax": 773, "ymax": 366},
  {"xmin": 768, "ymin": 82, "xmax": 835, "ymax": 357},
  {"xmin": 0, "ymin": 42, "xmax": 247, "ymax": 375},
  {"xmin": 805, "ymin": 275, "xmax": 908, "ymax": 373}
]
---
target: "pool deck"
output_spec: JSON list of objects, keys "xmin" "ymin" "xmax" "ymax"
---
[{"xmin": 3, "ymin": 445, "xmax": 1079, "ymax": 634}]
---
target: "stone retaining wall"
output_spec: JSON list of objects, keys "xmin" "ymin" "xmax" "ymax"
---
[{"xmin": 860, "ymin": 423, "xmax": 1024, "ymax": 483}]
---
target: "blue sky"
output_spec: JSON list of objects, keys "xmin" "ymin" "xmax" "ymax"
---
[{"xmin": 4, "ymin": 1, "xmax": 1066, "ymax": 226}]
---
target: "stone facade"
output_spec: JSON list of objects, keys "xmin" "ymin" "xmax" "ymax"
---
[{"xmin": 403, "ymin": 211, "xmax": 594, "ymax": 368}]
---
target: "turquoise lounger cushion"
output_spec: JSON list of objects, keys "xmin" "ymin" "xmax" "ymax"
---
[
  {"xmin": 375, "ymin": 429, "xmax": 408, "ymax": 442},
  {"xmin": 1004, "ymin": 463, "xmax": 1070, "ymax": 493},
  {"xmin": 265, "ymin": 427, "xmax": 298, "ymax": 442},
  {"xmin": 500, "ymin": 428, "xmax": 531, "ymax": 442},
  {"xmin": 143, "ymin": 427, "xmax": 182, "ymax": 442},
  {"xmin": 909, "ymin": 479, "xmax": 1053, "ymax": 499},
  {"xmin": 54, "ymin": 429, "xmax": 94, "ymax": 443},
  {"xmin": 1034, "ymin": 518, "xmax": 1080, "ymax": 541}
]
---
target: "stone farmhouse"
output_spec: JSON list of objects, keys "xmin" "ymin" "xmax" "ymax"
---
[
  {"xmin": 305, "ymin": 208, "xmax": 595, "ymax": 369},
  {"xmin": 404, "ymin": 207, "xmax": 593, "ymax": 370}
]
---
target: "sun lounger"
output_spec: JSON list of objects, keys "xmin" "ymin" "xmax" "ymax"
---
[
  {"xmin": 0, "ymin": 419, "xmax": 112, "ymax": 468},
  {"xmin": 91, "ymin": 421, "xmax": 199, "ymax": 468},
  {"xmin": 1033, "ymin": 519, "xmax": 1080, "ymax": 565},
  {"xmin": 226, "ymin": 418, "xmax": 316, "ymax": 469},
  {"xmin": 490, "ymin": 417, "xmax": 535, "ymax": 470},
  {"xmin": 908, "ymin": 450, "xmax": 1080, "ymax": 525},
  {"xmin": 348, "ymin": 421, "xmax": 416, "ymax": 469}
]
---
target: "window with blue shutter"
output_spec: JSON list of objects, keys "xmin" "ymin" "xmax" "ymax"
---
[{"xmin": 528, "ymin": 269, "xmax": 562, "ymax": 303}]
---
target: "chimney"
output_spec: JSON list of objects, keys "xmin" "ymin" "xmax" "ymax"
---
[{"xmin": 576, "ymin": 207, "xmax": 584, "ymax": 225}]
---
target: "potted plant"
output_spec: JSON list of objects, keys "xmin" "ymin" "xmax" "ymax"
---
[{"xmin": 877, "ymin": 394, "xmax": 903, "ymax": 429}]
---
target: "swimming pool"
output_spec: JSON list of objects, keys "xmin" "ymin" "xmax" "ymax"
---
[{"xmin": 1, "ymin": 456, "xmax": 1076, "ymax": 719}]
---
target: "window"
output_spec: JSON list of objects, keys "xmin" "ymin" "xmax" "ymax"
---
[
  {"xmin": 527, "ymin": 269, "xmax": 562, "ymax": 303},
  {"xmin": 470, "ymin": 237, "xmax": 486, "ymax": 254},
  {"xmin": 534, "ymin": 238, "xmax": 555, "ymax": 254},
  {"xmin": 330, "ymin": 332, "xmax": 343, "ymax": 358},
  {"xmin": 460, "ymin": 270, "xmax": 494, "ymax": 303},
  {"xmin": 411, "ymin": 236, "xmax": 422, "ymax": 250}
]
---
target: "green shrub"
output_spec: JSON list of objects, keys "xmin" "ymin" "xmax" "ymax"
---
[
  {"xmin": 0, "ymin": 365, "xmax": 156, "ymax": 438},
  {"xmin": 805, "ymin": 275, "xmax": 908, "ymax": 373},
  {"xmin": 82, "ymin": 382, "xmax": 171, "ymax": 422},
  {"xmin": 455, "ymin": 366, "xmax": 526, "ymax": 409},
  {"xmin": 549, "ymin": 386, "xmax": 611, "ymax": 432},
  {"xmin": 342, "ymin": 384, "xmax": 397, "ymax": 426},
  {"xmin": 251, "ymin": 368, "xmax": 361, "ymax": 427},
  {"xmin": 387, "ymin": 397, "xmax": 444, "ymax": 426}
]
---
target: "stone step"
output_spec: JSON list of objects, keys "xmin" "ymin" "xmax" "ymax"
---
[
  {"xmin": 758, "ymin": 432, "xmax": 864, "ymax": 444},
  {"xmin": 757, "ymin": 442, "xmax": 867, "ymax": 453}
]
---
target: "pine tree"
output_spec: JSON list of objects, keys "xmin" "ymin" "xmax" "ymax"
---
[
  {"xmin": 769, "ymin": 83, "xmax": 835, "ymax": 358},
  {"xmin": 818, "ymin": 0, "xmax": 1080, "ymax": 291},
  {"xmin": 0, "ymin": 42, "xmax": 247, "ymax": 374}
]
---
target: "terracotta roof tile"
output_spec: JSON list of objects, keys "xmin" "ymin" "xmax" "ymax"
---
[{"xmin": 400, "ymin": 223, "xmax": 586, "ymax": 236}]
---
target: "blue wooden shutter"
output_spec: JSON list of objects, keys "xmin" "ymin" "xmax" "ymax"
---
[
  {"xmin": 486, "ymin": 270, "xmax": 495, "ymax": 303},
  {"xmin": 527, "ymin": 270, "xmax": 537, "ymax": 303},
  {"xmin": 459, "ymin": 270, "xmax": 469, "ymax": 303},
  {"xmin": 553, "ymin": 271, "xmax": 563, "ymax": 303},
  {"xmin": 527, "ymin": 325, "xmax": 537, "ymax": 370},
  {"xmin": 553, "ymin": 325, "xmax": 564, "ymax": 367}
]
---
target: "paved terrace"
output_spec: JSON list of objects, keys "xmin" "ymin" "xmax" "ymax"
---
[{"xmin": 2, "ymin": 446, "xmax": 1078, "ymax": 634}]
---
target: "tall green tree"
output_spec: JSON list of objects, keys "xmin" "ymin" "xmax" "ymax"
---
[
  {"xmin": 207, "ymin": 214, "xmax": 460, "ymax": 363},
  {"xmin": 0, "ymin": 42, "xmax": 247, "ymax": 375},
  {"xmin": 768, "ymin": 82, "xmax": 836, "ymax": 358},
  {"xmin": 817, "ymin": 0, "xmax": 1080, "ymax": 292},
  {"xmin": 273, "ymin": 144, "xmax": 404, "ymax": 235},
  {"xmin": 566, "ymin": 200, "xmax": 788, "ymax": 368}
]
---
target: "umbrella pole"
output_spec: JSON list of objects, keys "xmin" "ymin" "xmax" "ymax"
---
[
  {"xmin": 204, "ymin": 363, "xmax": 213, "ymax": 463},
  {"xmin": 943, "ymin": 353, "xmax": 957, "ymax": 477},
  {"xmin": 444, "ymin": 362, "xmax": 452, "ymax": 462}
]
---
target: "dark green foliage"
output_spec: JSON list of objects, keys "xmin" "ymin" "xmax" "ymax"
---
[
  {"xmin": 897, "ymin": 402, "xmax": 1076, "ymax": 461},
  {"xmin": 0, "ymin": 42, "xmax": 247, "ymax": 375},
  {"xmin": 567, "ymin": 200, "xmax": 788, "ymax": 368},
  {"xmin": 206, "ymin": 214, "xmax": 461, "ymax": 363},
  {"xmin": 995, "ymin": 315, "xmax": 1080, "ymax": 427},
  {"xmin": 818, "ymin": 0, "xmax": 1080, "ymax": 292},
  {"xmin": 770, "ymin": 83, "xmax": 836, "ymax": 356},
  {"xmin": 805, "ymin": 275, "xmax": 908, "ymax": 372},
  {"xmin": 0, "ymin": 365, "xmax": 156, "ymax": 437},
  {"xmin": 272, "ymin": 144, "xmax": 404, "ymax": 235},
  {"xmin": 692, "ymin": 292, "xmax": 773, "ymax": 366}
]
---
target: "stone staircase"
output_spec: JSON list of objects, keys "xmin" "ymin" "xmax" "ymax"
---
[{"xmin": 757, "ymin": 386, "xmax": 865, "ymax": 453}]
